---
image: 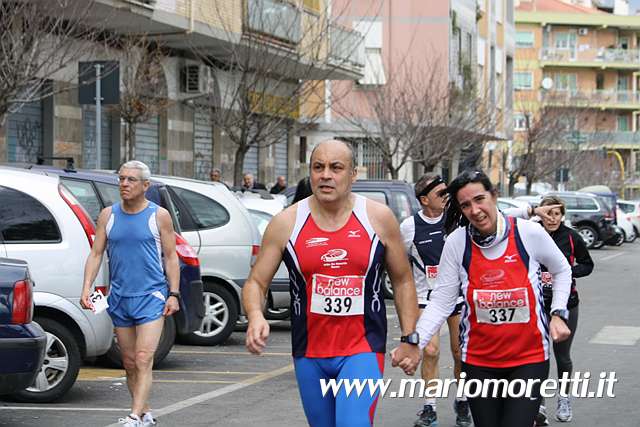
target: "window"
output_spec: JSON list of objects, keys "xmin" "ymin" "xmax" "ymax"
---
[
  {"xmin": 170, "ymin": 187, "xmax": 229, "ymax": 230},
  {"xmin": 514, "ymin": 72, "xmax": 533, "ymax": 90},
  {"xmin": 561, "ymin": 196, "xmax": 580, "ymax": 210},
  {"xmin": 392, "ymin": 192, "xmax": 413, "ymax": 221},
  {"xmin": 577, "ymin": 197, "xmax": 598, "ymax": 210},
  {"xmin": 495, "ymin": 48, "xmax": 503, "ymax": 74},
  {"xmin": 516, "ymin": 31, "xmax": 535, "ymax": 48},
  {"xmin": 355, "ymin": 191, "xmax": 387, "ymax": 206},
  {"xmin": 248, "ymin": 209, "xmax": 272, "ymax": 236},
  {"xmin": 354, "ymin": 21, "xmax": 386, "ymax": 86},
  {"xmin": 555, "ymin": 32, "xmax": 576, "ymax": 50},
  {"xmin": 514, "ymin": 113, "xmax": 531, "ymax": 130},
  {"xmin": 0, "ymin": 186, "xmax": 61, "ymax": 243},
  {"xmin": 61, "ymin": 179, "xmax": 102, "ymax": 222},
  {"xmin": 555, "ymin": 73, "xmax": 577, "ymax": 91},
  {"xmin": 95, "ymin": 182, "xmax": 122, "ymax": 207},
  {"xmin": 618, "ymin": 202, "xmax": 635, "ymax": 214},
  {"xmin": 617, "ymin": 115, "xmax": 630, "ymax": 131},
  {"xmin": 596, "ymin": 73, "xmax": 604, "ymax": 90},
  {"xmin": 299, "ymin": 136, "xmax": 307, "ymax": 164},
  {"xmin": 477, "ymin": 37, "xmax": 486, "ymax": 66},
  {"xmin": 495, "ymin": 0, "xmax": 503, "ymax": 23}
]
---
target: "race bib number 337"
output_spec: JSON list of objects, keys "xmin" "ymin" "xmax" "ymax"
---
[
  {"xmin": 311, "ymin": 274, "xmax": 365, "ymax": 316},
  {"xmin": 473, "ymin": 288, "xmax": 530, "ymax": 324}
]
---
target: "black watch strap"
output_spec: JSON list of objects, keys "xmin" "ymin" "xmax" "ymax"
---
[
  {"xmin": 400, "ymin": 332, "xmax": 420, "ymax": 345},
  {"xmin": 168, "ymin": 291, "xmax": 181, "ymax": 300}
]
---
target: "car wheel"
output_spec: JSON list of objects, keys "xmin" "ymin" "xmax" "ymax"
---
[
  {"xmin": 382, "ymin": 272, "xmax": 394, "ymax": 300},
  {"xmin": 577, "ymin": 225, "xmax": 598, "ymax": 249},
  {"xmin": 11, "ymin": 318, "xmax": 81, "ymax": 403},
  {"xmin": 180, "ymin": 282, "xmax": 238, "ymax": 346},
  {"xmin": 100, "ymin": 317, "xmax": 176, "ymax": 368},
  {"xmin": 615, "ymin": 231, "xmax": 625, "ymax": 246},
  {"xmin": 625, "ymin": 229, "xmax": 637, "ymax": 243}
]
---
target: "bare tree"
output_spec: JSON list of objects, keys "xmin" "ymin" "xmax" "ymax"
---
[
  {"xmin": 0, "ymin": 0, "xmax": 105, "ymax": 127},
  {"xmin": 187, "ymin": 1, "xmax": 376, "ymax": 185},
  {"xmin": 110, "ymin": 36, "xmax": 169, "ymax": 162},
  {"xmin": 333, "ymin": 57, "xmax": 498, "ymax": 179},
  {"xmin": 507, "ymin": 97, "xmax": 602, "ymax": 196}
]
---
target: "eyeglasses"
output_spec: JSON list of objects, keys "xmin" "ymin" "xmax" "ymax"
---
[{"xmin": 118, "ymin": 176, "xmax": 142, "ymax": 183}]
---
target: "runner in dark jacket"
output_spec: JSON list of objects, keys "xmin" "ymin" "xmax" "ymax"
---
[{"xmin": 536, "ymin": 195, "xmax": 594, "ymax": 425}]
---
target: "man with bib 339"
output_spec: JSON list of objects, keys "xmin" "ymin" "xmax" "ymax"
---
[{"xmin": 243, "ymin": 140, "xmax": 421, "ymax": 427}]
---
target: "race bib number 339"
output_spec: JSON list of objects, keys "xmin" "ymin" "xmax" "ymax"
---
[
  {"xmin": 473, "ymin": 288, "xmax": 530, "ymax": 324},
  {"xmin": 311, "ymin": 274, "xmax": 365, "ymax": 316}
]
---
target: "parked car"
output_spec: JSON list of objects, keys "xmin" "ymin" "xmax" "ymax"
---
[
  {"xmin": 0, "ymin": 258, "xmax": 46, "ymax": 396},
  {"xmin": 497, "ymin": 197, "xmax": 530, "ymax": 211},
  {"xmin": 234, "ymin": 190, "xmax": 290, "ymax": 320},
  {"xmin": 617, "ymin": 200, "xmax": 640, "ymax": 238},
  {"xmin": 285, "ymin": 179, "xmax": 420, "ymax": 223},
  {"xmin": 0, "ymin": 167, "xmax": 112, "ymax": 402},
  {"xmin": 23, "ymin": 166, "xmax": 205, "ymax": 367},
  {"xmin": 616, "ymin": 207, "xmax": 636, "ymax": 243},
  {"xmin": 513, "ymin": 195, "xmax": 542, "ymax": 207},
  {"xmin": 153, "ymin": 175, "xmax": 263, "ymax": 345},
  {"xmin": 545, "ymin": 191, "xmax": 617, "ymax": 249}
]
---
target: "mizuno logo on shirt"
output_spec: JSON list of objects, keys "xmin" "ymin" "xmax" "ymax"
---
[
  {"xmin": 504, "ymin": 254, "xmax": 518, "ymax": 263},
  {"xmin": 347, "ymin": 230, "xmax": 361, "ymax": 238}
]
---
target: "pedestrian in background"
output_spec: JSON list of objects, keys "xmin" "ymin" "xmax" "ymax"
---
[{"xmin": 270, "ymin": 175, "xmax": 287, "ymax": 194}]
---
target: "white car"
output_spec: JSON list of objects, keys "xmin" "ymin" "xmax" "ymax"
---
[
  {"xmin": 616, "ymin": 207, "xmax": 637, "ymax": 243},
  {"xmin": 153, "ymin": 176, "xmax": 284, "ymax": 344},
  {"xmin": 0, "ymin": 167, "xmax": 112, "ymax": 402},
  {"xmin": 235, "ymin": 191, "xmax": 290, "ymax": 319},
  {"xmin": 618, "ymin": 200, "xmax": 640, "ymax": 238}
]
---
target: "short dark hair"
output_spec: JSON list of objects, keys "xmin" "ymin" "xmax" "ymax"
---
[
  {"xmin": 309, "ymin": 139, "xmax": 356, "ymax": 169},
  {"xmin": 444, "ymin": 170, "xmax": 496, "ymax": 234},
  {"xmin": 540, "ymin": 195, "xmax": 566, "ymax": 215}
]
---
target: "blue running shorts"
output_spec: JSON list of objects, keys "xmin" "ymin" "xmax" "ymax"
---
[
  {"xmin": 107, "ymin": 289, "xmax": 167, "ymax": 328},
  {"xmin": 293, "ymin": 352, "xmax": 385, "ymax": 427}
]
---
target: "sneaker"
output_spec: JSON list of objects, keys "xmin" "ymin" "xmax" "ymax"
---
[
  {"xmin": 142, "ymin": 412, "xmax": 157, "ymax": 426},
  {"xmin": 453, "ymin": 400, "xmax": 472, "ymax": 427},
  {"xmin": 118, "ymin": 414, "xmax": 143, "ymax": 427},
  {"xmin": 556, "ymin": 397, "xmax": 573, "ymax": 422},
  {"xmin": 535, "ymin": 405, "xmax": 549, "ymax": 426},
  {"xmin": 414, "ymin": 404, "xmax": 438, "ymax": 427}
]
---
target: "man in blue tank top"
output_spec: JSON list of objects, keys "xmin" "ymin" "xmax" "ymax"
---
[{"xmin": 81, "ymin": 160, "xmax": 180, "ymax": 427}]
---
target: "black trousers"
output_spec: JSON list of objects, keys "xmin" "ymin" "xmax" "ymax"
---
[{"xmin": 462, "ymin": 360, "xmax": 549, "ymax": 427}]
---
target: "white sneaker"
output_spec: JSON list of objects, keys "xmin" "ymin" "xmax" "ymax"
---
[
  {"xmin": 118, "ymin": 414, "xmax": 143, "ymax": 427},
  {"xmin": 556, "ymin": 396, "xmax": 573, "ymax": 422},
  {"xmin": 142, "ymin": 412, "xmax": 157, "ymax": 426}
]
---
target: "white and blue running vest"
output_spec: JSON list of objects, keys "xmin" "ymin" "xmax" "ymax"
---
[{"xmin": 106, "ymin": 201, "xmax": 167, "ymax": 297}]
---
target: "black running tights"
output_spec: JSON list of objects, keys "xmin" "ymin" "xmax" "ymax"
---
[{"xmin": 461, "ymin": 360, "xmax": 549, "ymax": 427}]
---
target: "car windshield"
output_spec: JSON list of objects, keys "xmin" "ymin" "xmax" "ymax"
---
[{"xmin": 618, "ymin": 203, "xmax": 635, "ymax": 214}]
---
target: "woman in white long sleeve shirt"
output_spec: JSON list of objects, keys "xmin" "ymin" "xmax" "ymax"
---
[{"xmin": 413, "ymin": 170, "xmax": 572, "ymax": 427}]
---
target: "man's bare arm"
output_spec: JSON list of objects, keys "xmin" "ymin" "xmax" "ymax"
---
[
  {"xmin": 157, "ymin": 208, "xmax": 179, "ymax": 293},
  {"xmin": 243, "ymin": 207, "xmax": 294, "ymax": 354},
  {"xmin": 81, "ymin": 207, "xmax": 110, "ymax": 309}
]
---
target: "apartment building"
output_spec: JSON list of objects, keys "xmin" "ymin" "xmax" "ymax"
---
[
  {"xmin": 304, "ymin": 0, "xmax": 514, "ymax": 183},
  {"xmin": 512, "ymin": 0, "xmax": 640, "ymax": 197},
  {"xmin": 1, "ymin": 0, "xmax": 362, "ymax": 186}
]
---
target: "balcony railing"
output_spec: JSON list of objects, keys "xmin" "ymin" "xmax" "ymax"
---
[
  {"xmin": 329, "ymin": 24, "xmax": 365, "ymax": 68},
  {"xmin": 540, "ymin": 47, "xmax": 640, "ymax": 65},
  {"xmin": 245, "ymin": 0, "xmax": 301, "ymax": 44},
  {"xmin": 542, "ymin": 90, "xmax": 640, "ymax": 108},
  {"xmin": 580, "ymin": 131, "xmax": 640, "ymax": 145}
]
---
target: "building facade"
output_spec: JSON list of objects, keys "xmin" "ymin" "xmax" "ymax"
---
[
  {"xmin": 510, "ymin": 0, "xmax": 640, "ymax": 198},
  {"xmin": 0, "ymin": 0, "xmax": 363, "ymax": 187}
]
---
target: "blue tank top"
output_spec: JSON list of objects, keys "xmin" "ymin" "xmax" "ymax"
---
[{"xmin": 106, "ymin": 201, "xmax": 167, "ymax": 297}]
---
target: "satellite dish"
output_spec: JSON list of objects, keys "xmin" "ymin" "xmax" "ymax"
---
[{"xmin": 541, "ymin": 77, "xmax": 554, "ymax": 90}]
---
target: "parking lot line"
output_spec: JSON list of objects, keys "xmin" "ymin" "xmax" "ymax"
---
[
  {"xmin": 102, "ymin": 364, "xmax": 295, "ymax": 427},
  {"xmin": 0, "ymin": 406, "xmax": 129, "ymax": 412},
  {"xmin": 78, "ymin": 368, "xmax": 266, "ymax": 381},
  {"xmin": 599, "ymin": 252, "xmax": 626, "ymax": 262},
  {"xmin": 170, "ymin": 350, "xmax": 291, "ymax": 356},
  {"xmin": 152, "ymin": 379, "xmax": 236, "ymax": 384}
]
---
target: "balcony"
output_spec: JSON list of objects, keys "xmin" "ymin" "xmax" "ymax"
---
[
  {"xmin": 580, "ymin": 131, "xmax": 640, "ymax": 146},
  {"xmin": 540, "ymin": 47, "xmax": 640, "ymax": 69},
  {"xmin": 245, "ymin": 0, "xmax": 301, "ymax": 44},
  {"xmin": 329, "ymin": 24, "xmax": 365, "ymax": 70},
  {"xmin": 542, "ymin": 90, "xmax": 640, "ymax": 110}
]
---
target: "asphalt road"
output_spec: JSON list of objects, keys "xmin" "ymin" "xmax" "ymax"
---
[{"xmin": 1, "ymin": 242, "xmax": 639, "ymax": 426}]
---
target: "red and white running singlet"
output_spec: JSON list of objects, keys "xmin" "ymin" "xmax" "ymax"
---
[
  {"xmin": 460, "ymin": 217, "xmax": 549, "ymax": 368},
  {"xmin": 283, "ymin": 195, "xmax": 387, "ymax": 358}
]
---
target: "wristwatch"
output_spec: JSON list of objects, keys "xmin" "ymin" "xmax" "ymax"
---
[
  {"xmin": 551, "ymin": 308, "xmax": 569, "ymax": 323},
  {"xmin": 168, "ymin": 291, "xmax": 181, "ymax": 300},
  {"xmin": 400, "ymin": 332, "xmax": 420, "ymax": 345}
]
